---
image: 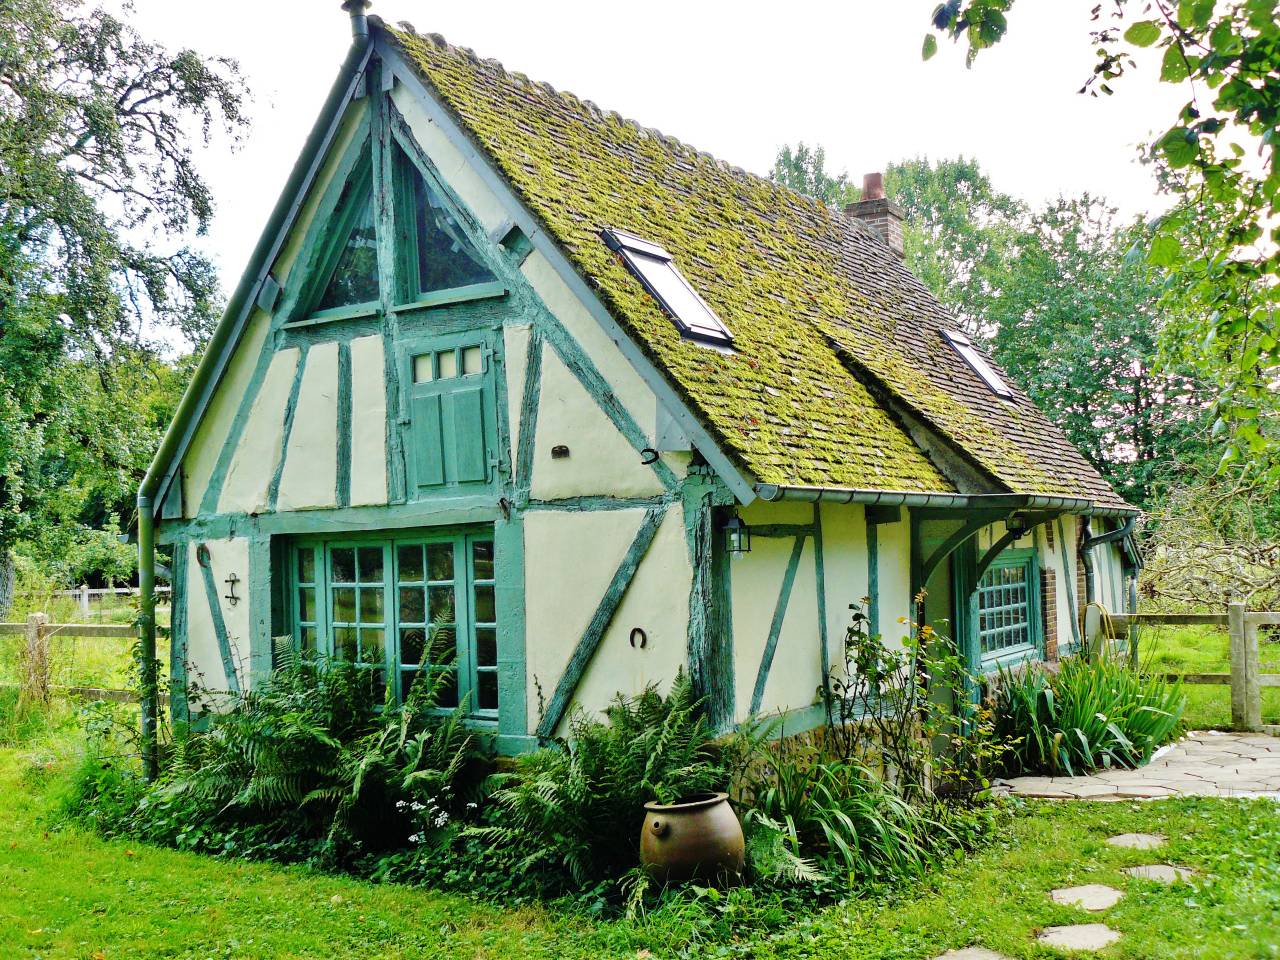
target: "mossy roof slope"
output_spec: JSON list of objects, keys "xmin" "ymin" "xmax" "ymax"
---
[{"xmin": 386, "ymin": 23, "xmax": 1129, "ymax": 509}]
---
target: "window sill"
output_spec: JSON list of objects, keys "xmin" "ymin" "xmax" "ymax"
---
[
  {"xmin": 283, "ymin": 302, "xmax": 382, "ymax": 329},
  {"xmin": 394, "ymin": 280, "xmax": 508, "ymax": 312},
  {"xmin": 979, "ymin": 643, "xmax": 1040, "ymax": 674}
]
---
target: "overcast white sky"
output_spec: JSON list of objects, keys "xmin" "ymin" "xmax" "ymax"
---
[{"xmin": 123, "ymin": 1, "xmax": 1185, "ymax": 286}]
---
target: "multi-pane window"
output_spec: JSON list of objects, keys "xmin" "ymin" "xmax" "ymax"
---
[
  {"xmin": 976, "ymin": 552, "xmax": 1038, "ymax": 660},
  {"xmin": 290, "ymin": 532, "xmax": 498, "ymax": 717}
]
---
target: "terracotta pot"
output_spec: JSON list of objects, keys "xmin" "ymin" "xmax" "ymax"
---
[{"xmin": 640, "ymin": 791, "xmax": 744, "ymax": 886}]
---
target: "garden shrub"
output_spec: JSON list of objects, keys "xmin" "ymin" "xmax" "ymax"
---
[
  {"xmin": 63, "ymin": 644, "xmax": 491, "ymax": 866},
  {"xmin": 995, "ymin": 650, "xmax": 1185, "ymax": 776},
  {"xmin": 466, "ymin": 671, "xmax": 728, "ymax": 895}
]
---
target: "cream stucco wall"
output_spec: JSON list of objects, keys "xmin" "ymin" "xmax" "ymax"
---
[
  {"xmin": 566, "ymin": 509, "xmax": 691, "ymax": 729},
  {"xmin": 348, "ymin": 334, "xmax": 387, "ymax": 506},
  {"xmin": 523, "ymin": 507, "xmax": 693, "ymax": 735},
  {"xmin": 183, "ymin": 537, "xmax": 251, "ymax": 694},
  {"xmin": 876, "ymin": 513, "xmax": 913, "ymax": 645},
  {"xmin": 730, "ymin": 500, "xmax": 825, "ymax": 723},
  {"xmin": 818, "ymin": 503, "xmax": 869, "ymax": 664},
  {"xmin": 217, "ymin": 348, "xmax": 299, "ymax": 515},
  {"xmin": 520, "ymin": 250, "xmax": 657, "ymax": 443},
  {"xmin": 182, "ymin": 307, "xmax": 273, "ymax": 516},
  {"xmin": 529, "ymin": 349, "xmax": 665, "ymax": 500},
  {"xmin": 277, "ymin": 342, "xmax": 340, "ymax": 511}
]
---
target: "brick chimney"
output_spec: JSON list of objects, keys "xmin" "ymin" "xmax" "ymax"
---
[{"xmin": 845, "ymin": 172, "xmax": 904, "ymax": 258}]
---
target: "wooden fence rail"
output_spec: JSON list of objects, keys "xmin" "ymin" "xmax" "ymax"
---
[
  {"xmin": 0, "ymin": 614, "xmax": 136, "ymax": 706},
  {"xmin": 1098, "ymin": 603, "xmax": 1277, "ymax": 734}
]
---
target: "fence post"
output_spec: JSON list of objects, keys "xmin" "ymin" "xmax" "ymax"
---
[
  {"xmin": 18, "ymin": 612, "xmax": 50, "ymax": 710},
  {"xmin": 1244, "ymin": 614, "xmax": 1262, "ymax": 732},
  {"xmin": 1228, "ymin": 602, "xmax": 1252, "ymax": 731},
  {"xmin": 78, "ymin": 584, "xmax": 91, "ymax": 619}
]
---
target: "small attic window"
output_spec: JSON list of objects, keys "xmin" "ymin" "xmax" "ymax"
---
[
  {"xmin": 601, "ymin": 228, "xmax": 732, "ymax": 346},
  {"xmin": 942, "ymin": 330, "xmax": 1014, "ymax": 399}
]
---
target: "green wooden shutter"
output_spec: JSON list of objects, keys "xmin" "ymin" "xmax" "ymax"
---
[
  {"xmin": 448, "ymin": 385, "xmax": 488, "ymax": 483},
  {"xmin": 411, "ymin": 394, "xmax": 446, "ymax": 487}
]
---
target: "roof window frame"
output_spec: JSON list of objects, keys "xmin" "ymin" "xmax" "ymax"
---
[
  {"xmin": 941, "ymin": 329, "xmax": 1015, "ymax": 400},
  {"xmin": 601, "ymin": 228, "xmax": 733, "ymax": 347}
]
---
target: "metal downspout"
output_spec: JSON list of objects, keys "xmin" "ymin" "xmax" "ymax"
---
[
  {"xmin": 135, "ymin": 19, "xmax": 372, "ymax": 780},
  {"xmin": 1080, "ymin": 518, "xmax": 1097, "ymax": 605}
]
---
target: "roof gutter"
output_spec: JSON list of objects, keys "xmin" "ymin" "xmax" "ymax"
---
[
  {"xmin": 135, "ymin": 27, "xmax": 373, "ymax": 780},
  {"xmin": 752, "ymin": 483, "xmax": 1120, "ymax": 515}
]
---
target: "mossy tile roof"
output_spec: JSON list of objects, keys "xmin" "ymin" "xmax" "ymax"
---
[{"xmin": 385, "ymin": 23, "xmax": 1129, "ymax": 510}]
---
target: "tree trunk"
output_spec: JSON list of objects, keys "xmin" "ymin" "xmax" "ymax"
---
[{"xmin": 0, "ymin": 547, "xmax": 14, "ymax": 620}]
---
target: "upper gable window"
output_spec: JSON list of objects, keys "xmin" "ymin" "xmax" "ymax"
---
[
  {"xmin": 942, "ymin": 330, "xmax": 1014, "ymax": 399},
  {"xmin": 601, "ymin": 228, "xmax": 732, "ymax": 346},
  {"xmin": 395, "ymin": 147, "xmax": 496, "ymax": 302},
  {"xmin": 315, "ymin": 187, "xmax": 380, "ymax": 312}
]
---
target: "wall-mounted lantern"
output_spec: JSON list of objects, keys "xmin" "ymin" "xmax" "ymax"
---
[{"xmin": 724, "ymin": 515, "xmax": 751, "ymax": 556}]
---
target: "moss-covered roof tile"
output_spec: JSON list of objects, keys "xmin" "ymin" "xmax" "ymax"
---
[{"xmin": 385, "ymin": 23, "xmax": 1129, "ymax": 509}]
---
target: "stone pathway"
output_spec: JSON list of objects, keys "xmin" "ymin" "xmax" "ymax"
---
[
  {"xmin": 999, "ymin": 731, "xmax": 1280, "ymax": 800},
  {"xmin": 932, "ymin": 832, "xmax": 1203, "ymax": 958}
]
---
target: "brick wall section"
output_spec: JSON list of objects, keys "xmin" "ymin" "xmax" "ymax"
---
[{"xmin": 1042, "ymin": 567, "xmax": 1058, "ymax": 661}]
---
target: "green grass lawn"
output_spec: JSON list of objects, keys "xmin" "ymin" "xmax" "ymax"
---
[
  {"xmin": 1, "ymin": 738, "xmax": 1277, "ymax": 959},
  {"xmin": 1141, "ymin": 624, "xmax": 1280, "ymax": 728}
]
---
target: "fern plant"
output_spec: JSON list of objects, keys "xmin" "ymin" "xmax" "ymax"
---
[{"xmin": 469, "ymin": 672, "xmax": 726, "ymax": 891}]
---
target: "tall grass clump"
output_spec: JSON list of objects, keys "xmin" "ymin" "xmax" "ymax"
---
[{"xmin": 995, "ymin": 651, "xmax": 1185, "ymax": 776}]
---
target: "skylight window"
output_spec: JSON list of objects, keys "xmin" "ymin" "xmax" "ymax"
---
[
  {"xmin": 601, "ymin": 229, "xmax": 732, "ymax": 346},
  {"xmin": 942, "ymin": 330, "xmax": 1014, "ymax": 399}
]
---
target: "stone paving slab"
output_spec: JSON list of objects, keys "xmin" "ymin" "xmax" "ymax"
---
[
  {"xmin": 999, "ymin": 732, "xmax": 1280, "ymax": 800},
  {"xmin": 933, "ymin": 949, "xmax": 1011, "ymax": 960},
  {"xmin": 1037, "ymin": 923, "xmax": 1122, "ymax": 950},
  {"xmin": 1050, "ymin": 883, "xmax": 1124, "ymax": 911},
  {"xmin": 1106, "ymin": 832, "xmax": 1166, "ymax": 850},
  {"xmin": 1124, "ymin": 864, "xmax": 1196, "ymax": 884}
]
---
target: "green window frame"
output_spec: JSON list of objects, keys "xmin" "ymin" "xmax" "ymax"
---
[
  {"xmin": 288, "ymin": 530, "xmax": 499, "ymax": 719},
  {"xmin": 974, "ymin": 548, "xmax": 1042, "ymax": 669}
]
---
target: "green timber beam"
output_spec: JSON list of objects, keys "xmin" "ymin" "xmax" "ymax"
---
[
  {"xmin": 750, "ymin": 534, "xmax": 807, "ymax": 716},
  {"xmin": 918, "ymin": 510, "xmax": 1013, "ymax": 588},
  {"xmin": 196, "ymin": 546, "xmax": 241, "ymax": 695},
  {"xmin": 536, "ymin": 505, "xmax": 667, "ymax": 738}
]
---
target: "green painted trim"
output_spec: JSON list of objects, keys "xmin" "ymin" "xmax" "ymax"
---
[
  {"xmin": 749, "ymin": 534, "xmax": 807, "ymax": 716},
  {"xmin": 750, "ymin": 523, "xmax": 815, "ymax": 539},
  {"xmin": 168, "ymin": 542, "xmax": 190, "ymax": 725},
  {"xmin": 336, "ymin": 341, "xmax": 353, "ymax": 508},
  {"xmin": 537, "ymin": 318, "xmax": 679, "ymax": 493},
  {"xmin": 197, "ymin": 546, "xmax": 241, "ymax": 694},
  {"xmin": 536, "ymin": 504, "xmax": 667, "ymax": 738},
  {"xmin": 380, "ymin": 42, "xmax": 758, "ymax": 505},
  {"xmin": 812, "ymin": 504, "xmax": 830, "ymax": 696},
  {"xmin": 159, "ymin": 499, "xmax": 502, "ymax": 544},
  {"xmin": 867, "ymin": 513, "xmax": 880, "ymax": 639},
  {"xmin": 493, "ymin": 513, "xmax": 527, "ymax": 741},
  {"xmin": 1056, "ymin": 517, "xmax": 1082, "ymax": 652},
  {"xmin": 276, "ymin": 316, "xmax": 383, "ymax": 350},
  {"xmin": 393, "ymin": 281, "xmax": 508, "ymax": 312},
  {"xmin": 920, "ymin": 513, "xmax": 1003, "ymax": 587},
  {"xmin": 282, "ymin": 301, "xmax": 381, "ymax": 328},
  {"xmin": 247, "ymin": 535, "xmax": 275, "ymax": 688},
  {"xmin": 267, "ymin": 346, "xmax": 309, "ymax": 511},
  {"xmin": 514, "ymin": 328, "xmax": 543, "ymax": 500},
  {"xmin": 524, "ymin": 494, "xmax": 673, "ymax": 512},
  {"xmin": 743, "ymin": 701, "xmax": 828, "ymax": 739}
]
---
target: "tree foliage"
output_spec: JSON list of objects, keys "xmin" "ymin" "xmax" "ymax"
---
[
  {"xmin": 925, "ymin": 0, "xmax": 1280, "ymax": 480},
  {"xmin": 0, "ymin": 0, "xmax": 248, "ymax": 595}
]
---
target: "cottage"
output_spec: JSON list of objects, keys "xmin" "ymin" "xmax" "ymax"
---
[{"xmin": 136, "ymin": 5, "xmax": 1139, "ymax": 753}]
